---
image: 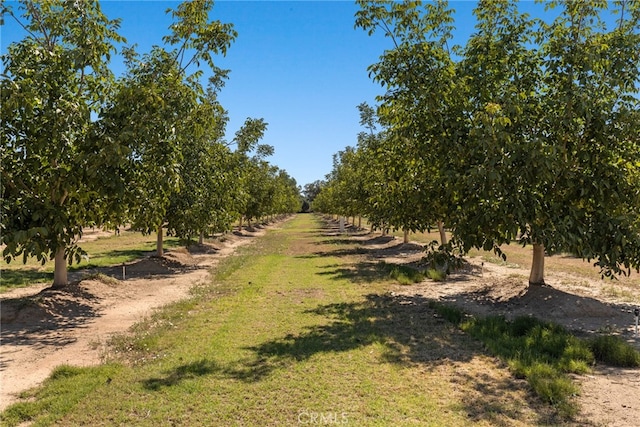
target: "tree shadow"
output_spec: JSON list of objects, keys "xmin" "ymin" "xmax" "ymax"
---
[
  {"xmin": 225, "ymin": 293, "xmax": 478, "ymax": 383},
  {"xmin": 437, "ymin": 281, "xmax": 640, "ymax": 340},
  {"xmin": 310, "ymin": 236, "xmax": 425, "ymax": 261},
  {"xmin": 316, "ymin": 260, "xmax": 392, "ymax": 284},
  {"xmin": 137, "ymin": 293, "xmax": 480, "ymax": 390},
  {"xmin": 0, "ymin": 283, "xmax": 101, "ymax": 373},
  {"xmin": 142, "ymin": 359, "xmax": 222, "ymax": 390},
  {"xmin": 71, "ymin": 253, "xmax": 203, "ymax": 282},
  {"xmin": 320, "ymin": 237, "xmax": 358, "ymax": 246}
]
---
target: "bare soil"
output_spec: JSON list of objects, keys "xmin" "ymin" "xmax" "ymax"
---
[{"xmin": 2, "ymin": 221, "xmax": 639, "ymax": 426}]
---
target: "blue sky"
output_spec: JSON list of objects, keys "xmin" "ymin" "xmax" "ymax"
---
[{"xmin": 2, "ymin": 1, "xmax": 578, "ymax": 187}]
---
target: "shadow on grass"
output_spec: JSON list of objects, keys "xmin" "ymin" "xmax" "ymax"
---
[
  {"xmin": 316, "ymin": 260, "xmax": 392, "ymax": 284},
  {"xmin": 310, "ymin": 238, "xmax": 425, "ymax": 260},
  {"xmin": 139, "ymin": 293, "xmax": 476, "ymax": 388},
  {"xmin": 0, "ymin": 270, "xmax": 53, "ymax": 291},
  {"xmin": 233, "ymin": 293, "xmax": 478, "ymax": 381},
  {"xmin": 143, "ymin": 359, "xmax": 222, "ymax": 390}
]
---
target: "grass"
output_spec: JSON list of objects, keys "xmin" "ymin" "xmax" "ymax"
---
[
  {"xmin": 0, "ymin": 229, "xmax": 181, "ymax": 292},
  {"xmin": 380, "ymin": 261, "xmax": 427, "ymax": 285},
  {"xmin": 429, "ymin": 302, "xmax": 640, "ymax": 418},
  {"xmin": 1, "ymin": 215, "xmax": 557, "ymax": 426},
  {"xmin": 589, "ymin": 335, "xmax": 640, "ymax": 367},
  {"xmin": 479, "ymin": 255, "xmax": 521, "ymax": 268},
  {"xmin": 2, "ymin": 364, "xmax": 121, "ymax": 427}
]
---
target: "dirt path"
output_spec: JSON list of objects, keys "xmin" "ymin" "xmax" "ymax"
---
[{"xmin": 0, "ymin": 227, "xmax": 268, "ymax": 410}]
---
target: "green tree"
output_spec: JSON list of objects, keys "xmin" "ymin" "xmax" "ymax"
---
[
  {"xmin": 230, "ymin": 117, "xmax": 272, "ymax": 229},
  {"xmin": 272, "ymin": 169, "xmax": 301, "ymax": 218},
  {"xmin": 451, "ymin": 0, "xmax": 544, "ymax": 281},
  {"xmin": 454, "ymin": 0, "xmax": 640, "ymax": 284},
  {"xmin": 165, "ymin": 85, "xmax": 238, "ymax": 244},
  {"xmin": 355, "ymin": 0, "xmax": 640, "ymax": 283},
  {"xmin": 302, "ymin": 180, "xmax": 325, "ymax": 205},
  {"xmin": 111, "ymin": 47, "xmax": 196, "ymax": 256},
  {"xmin": 1, "ymin": 0, "xmax": 125, "ymax": 287},
  {"xmin": 102, "ymin": 0, "xmax": 236, "ymax": 256},
  {"xmin": 356, "ymin": 0, "xmax": 464, "ymax": 244}
]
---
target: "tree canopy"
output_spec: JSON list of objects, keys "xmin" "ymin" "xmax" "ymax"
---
[
  {"xmin": 316, "ymin": 0, "xmax": 640, "ymax": 284},
  {"xmin": 1, "ymin": 0, "xmax": 125, "ymax": 286},
  {"xmin": 2, "ymin": 0, "xmax": 301, "ymax": 286}
]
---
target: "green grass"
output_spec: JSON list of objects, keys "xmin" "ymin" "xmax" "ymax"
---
[
  {"xmin": 589, "ymin": 335, "xmax": 640, "ymax": 367},
  {"xmin": 1, "ymin": 364, "xmax": 121, "ymax": 427},
  {"xmin": 0, "ymin": 229, "xmax": 181, "ymax": 292},
  {"xmin": 1, "ymin": 215, "xmax": 555, "ymax": 426},
  {"xmin": 380, "ymin": 261, "xmax": 427, "ymax": 285},
  {"xmin": 429, "ymin": 302, "xmax": 640, "ymax": 418}
]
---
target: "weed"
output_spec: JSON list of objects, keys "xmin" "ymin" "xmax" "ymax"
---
[
  {"xmin": 589, "ymin": 335, "xmax": 640, "ymax": 367},
  {"xmin": 481, "ymin": 255, "xmax": 520, "ymax": 268},
  {"xmin": 426, "ymin": 268, "xmax": 447, "ymax": 281},
  {"xmin": 381, "ymin": 262, "xmax": 426, "ymax": 285},
  {"xmin": 83, "ymin": 272, "xmax": 121, "ymax": 286},
  {"xmin": 429, "ymin": 301, "xmax": 465, "ymax": 324},
  {"xmin": 449, "ymin": 314, "xmax": 595, "ymax": 418},
  {"xmin": 602, "ymin": 285, "xmax": 636, "ymax": 302}
]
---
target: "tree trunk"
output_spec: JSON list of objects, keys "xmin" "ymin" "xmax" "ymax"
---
[
  {"xmin": 437, "ymin": 221, "xmax": 448, "ymax": 245},
  {"xmin": 238, "ymin": 216, "xmax": 243, "ymax": 231},
  {"xmin": 358, "ymin": 216, "xmax": 362, "ymax": 229},
  {"xmin": 199, "ymin": 230, "xmax": 204, "ymax": 245},
  {"xmin": 156, "ymin": 225, "xmax": 164, "ymax": 257},
  {"xmin": 529, "ymin": 243, "xmax": 545, "ymax": 285},
  {"xmin": 403, "ymin": 229, "xmax": 409, "ymax": 244},
  {"xmin": 52, "ymin": 246, "xmax": 68, "ymax": 288}
]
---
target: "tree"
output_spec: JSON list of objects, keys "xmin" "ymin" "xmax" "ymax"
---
[
  {"xmin": 165, "ymin": 84, "xmax": 239, "ymax": 244},
  {"xmin": 1, "ymin": 0, "xmax": 125, "ymax": 287},
  {"xmin": 231, "ymin": 117, "xmax": 273, "ymax": 228},
  {"xmin": 110, "ymin": 47, "xmax": 197, "ymax": 256},
  {"xmin": 451, "ymin": 0, "xmax": 545, "ymax": 282},
  {"xmin": 356, "ymin": 0, "xmax": 464, "ymax": 244},
  {"xmin": 354, "ymin": 0, "xmax": 640, "ymax": 283},
  {"xmin": 302, "ymin": 180, "xmax": 325, "ymax": 205},
  {"xmin": 453, "ymin": 0, "xmax": 640, "ymax": 284},
  {"xmin": 101, "ymin": 0, "xmax": 237, "ymax": 256},
  {"xmin": 272, "ymin": 170, "xmax": 301, "ymax": 218}
]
